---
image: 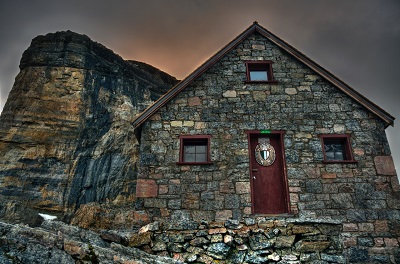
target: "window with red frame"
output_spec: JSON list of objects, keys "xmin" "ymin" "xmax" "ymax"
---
[
  {"xmin": 319, "ymin": 134, "xmax": 357, "ymax": 163},
  {"xmin": 178, "ymin": 135, "xmax": 212, "ymax": 164},
  {"xmin": 245, "ymin": 61, "xmax": 276, "ymax": 83}
]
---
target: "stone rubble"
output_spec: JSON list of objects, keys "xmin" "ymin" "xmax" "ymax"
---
[{"xmin": 0, "ymin": 220, "xmax": 182, "ymax": 264}]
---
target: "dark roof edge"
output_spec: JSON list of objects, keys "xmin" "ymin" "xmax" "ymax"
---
[
  {"xmin": 253, "ymin": 23, "xmax": 395, "ymax": 127},
  {"xmin": 132, "ymin": 23, "xmax": 257, "ymax": 128},
  {"xmin": 133, "ymin": 22, "xmax": 395, "ymax": 129}
]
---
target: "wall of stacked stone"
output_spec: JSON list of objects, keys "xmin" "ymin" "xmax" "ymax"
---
[
  {"xmin": 136, "ymin": 32, "xmax": 400, "ymax": 259},
  {"xmin": 127, "ymin": 218, "xmax": 399, "ymax": 263}
]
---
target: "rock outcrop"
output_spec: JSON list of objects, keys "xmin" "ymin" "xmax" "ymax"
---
[
  {"xmin": 0, "ymin": 31, "xmax": 178, "ymax": 226},
  {"xmin": 0, "ymin": 220, "xmax": 181, "ymax": 263}
]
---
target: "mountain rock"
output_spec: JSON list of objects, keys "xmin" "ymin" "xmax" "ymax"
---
[{"xmin": 0, "ymin": 30, "xmax": 178, "ymax": 226}]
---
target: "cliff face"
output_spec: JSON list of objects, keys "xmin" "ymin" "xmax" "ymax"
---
[{"xmin": 0, "ymin": 31, "xmax": 178, "ymax": 226}]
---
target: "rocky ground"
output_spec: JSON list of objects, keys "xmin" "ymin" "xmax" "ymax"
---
[
  {"xmin": 0, "ymin": 220, "xmax": 181, "ymax": 264},
  {"xmin": 0, "ymin": 217, "xmax": 349, "ymax": 264}
]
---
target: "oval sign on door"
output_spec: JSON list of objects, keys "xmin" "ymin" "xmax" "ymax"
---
[{"xmin": 255, "ymin": 143, "xmax": 276, "ymax": 166}]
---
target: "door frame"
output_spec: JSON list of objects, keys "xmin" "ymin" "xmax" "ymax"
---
[{"xmin": 246, "ymin": 130, "xmax": 291, "ymax": 215}]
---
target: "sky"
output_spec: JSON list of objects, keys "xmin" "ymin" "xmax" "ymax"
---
[{"xmin": 0, "ymin": 0, "xmax": 399, "ymax": 174}]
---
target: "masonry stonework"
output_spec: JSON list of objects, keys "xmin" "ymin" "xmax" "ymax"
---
[{"xmin": 136, "ymin": 29, "xmax": 399, "ymax": 262}]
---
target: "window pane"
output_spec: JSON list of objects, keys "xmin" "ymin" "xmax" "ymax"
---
[
  {"xmin": 184, "ymin": 153, "xmax": 195, "ymax": 162},
  {"xmin": 250, "ymin": 71, "xmax": 268, "ymax": 81},
  {"xmin": 334, "ymin": 151, "xmax": 344, "ymax": 160},
  {"xmin": 181, "ymin": 136, "xmax": 210, "ymax": 163},
  {"xmin": 326, "ymin": 151, "xmax": 335, "ymax": 160},
  {"xmin": 333, "ymin": 143, "xmax": 344, "ymax": 160},
  {"xmin": 196, "ymin": 145, "xmax": 207, "ymax": 154},
  {"xmin": 195, "ymin": 153, "xmax": 207, "ymax": 162},
  {"xmin": 325, "ymin": 142, "xmax": 345, "ymax": 160},
  {"xmin": 184, "ymin": 145, "xmax": 196, "ymax": 154}
]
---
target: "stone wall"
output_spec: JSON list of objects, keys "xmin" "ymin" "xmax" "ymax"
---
[
  {"xmin": 136, "ymin": 32, "xmax": 400, "ymax": 260},
  {"xmin": 127, "ymin": 217, "xmax": 400, "ymax": 263},
  {"xmin": 2, "ymin": 218, "xmax": 399, "ymax": 263}
]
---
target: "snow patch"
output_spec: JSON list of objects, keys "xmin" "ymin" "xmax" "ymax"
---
[{"xmin": 38, "ymin": 213, "xmax": 57, "ymax": 221}]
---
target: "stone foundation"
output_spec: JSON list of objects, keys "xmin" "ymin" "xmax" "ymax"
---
[
  {"xmin": 2, "ymin": 217, "xmax": 398, "ymax": 263},
  {"xmin": 128, "ymin": 218, "xmax": 399, "ymax": 263}
]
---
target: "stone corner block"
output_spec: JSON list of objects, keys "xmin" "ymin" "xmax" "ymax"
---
[
  {"xmin": 374, "ymin": 156, "xmax": 397, "ymax": 176},
  {"xmin": 285, "ymin": 88, "xmax": 297, "ymax": 95},
  {"xmin": 188, "ymin": 96, "xmax": 201, "ymax": 106},
  {"xmin": 215, "ymin": 210, "xmax": 232, "ymax": 222},
  {"xmin": 170, "ymin": 121, "xmax": 183, "ymax": 127},
  {"xmin": 136, "ymin": 179, "xmax": 158, "ymax": 198},
  {"xmin": 322, "ymin": 173, "xmax": 337, "ymax": 179},
  {"xmin": 235, "ymin": 182, "xmax": 250, "ymax": 194},
  {"xmin": 222, "ymin": 90, "xmax": 237, "ymax": 98}
]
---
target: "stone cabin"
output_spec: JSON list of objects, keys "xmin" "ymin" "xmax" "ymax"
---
[{"xmin": 132, "ymin": 22, "xmax": 398, "ymax": 232}]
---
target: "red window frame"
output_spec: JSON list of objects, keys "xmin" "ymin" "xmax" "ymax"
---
[
  {"xmin": 319, "ymin": 134, "xmax": 357, "ymax": 164},
  {"xmin": 245, "ymin": 61, "xmax": 277, "ymax": 83},
  {"xmin": 177, "ymin": 135, "xmax": 213, "ymax": 165}
]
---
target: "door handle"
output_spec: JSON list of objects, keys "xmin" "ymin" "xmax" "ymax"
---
[{"xmin": 253, "ymin": 176, "xmax": 256, "ymax": 180}]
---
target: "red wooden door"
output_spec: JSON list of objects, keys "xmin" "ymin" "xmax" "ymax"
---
[{"xmin": 248, "ymin": 132, "xmax": 289, "ymax": 214}]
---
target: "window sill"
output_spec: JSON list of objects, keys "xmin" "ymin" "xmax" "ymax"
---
[
  {"xmin": 176, "ymin": 161, "xmax": 213, "ymax": 165},
  {"xmin": 252, "ymin": 213, "xmax": 294, "ymax": 218},
  {"xmin": 244, "ymin": 80, "xmax": 278, "ymax": 84},
  {"xmin": 322, "ymin": 160, "xmax": 358, "ymax": 164}
]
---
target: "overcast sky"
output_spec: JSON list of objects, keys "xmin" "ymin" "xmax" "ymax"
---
[{"xmin": 0, "ymin": 0, "xmax": 399, "ymax": 173}]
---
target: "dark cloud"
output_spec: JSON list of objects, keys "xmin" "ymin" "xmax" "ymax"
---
[{"xmin": 0, "ymin": 0, "xmax": 399, "ymax": 172}]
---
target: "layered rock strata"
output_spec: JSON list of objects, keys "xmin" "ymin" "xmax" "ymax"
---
[{"xmin": 0, "ymin": 31, "xmax": 178, "ymax": 225}]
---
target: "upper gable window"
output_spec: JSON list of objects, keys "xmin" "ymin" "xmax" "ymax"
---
[
  {"xmin": 245, "ymin": 61, "xmax": 277, "ymax": 83},
  {"xmin": 319, "ymin": 134, "xmax": 357, "ymax": 163},
  {"xmin": 177, "ymin": 135, "xmax": 212, "ymax": 165}
]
